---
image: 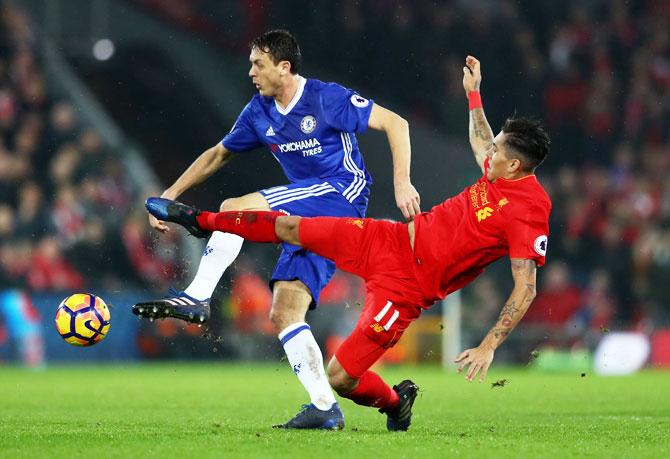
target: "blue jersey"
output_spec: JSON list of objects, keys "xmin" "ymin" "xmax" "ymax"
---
[{"xmin": 222, "ymin": 77, "xmax": 373, "ymax": 215}]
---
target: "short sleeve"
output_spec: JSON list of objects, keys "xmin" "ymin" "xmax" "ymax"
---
[
  {"xmin": 221, "ymin": 102, "xmax": 263, "ymax": 153},
  {"xmin": 506, "ymin": 204, "xmax": 550, "ymax": 266},
  {"xmin": 320, "ymin": 83, "xmax": 374, "ymax": 134}
]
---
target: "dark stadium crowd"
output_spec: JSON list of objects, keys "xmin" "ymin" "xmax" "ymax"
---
[{"xmin": 0, "ymin": 5, "xmax": 181, "ymax": 293}]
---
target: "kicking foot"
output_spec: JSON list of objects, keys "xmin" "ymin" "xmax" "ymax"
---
[
  {"xmin": 380, "ymin": 379, "xmax": 419, "ymax": 431},
  {"xmin": 272, "ymin": 403, "xmax": 344, "ymax": 430},
  {"xmin": 132, "ymin": 288, "xmax": 210, "ymax": 324},
  {"xmin": 145, "ymin": 197, "xmax": 210, "ymax": 238}
]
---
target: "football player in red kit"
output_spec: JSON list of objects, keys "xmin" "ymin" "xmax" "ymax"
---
[{"xmin": 145, "ymin": 55, "xmax": 552, "ymax": 431}]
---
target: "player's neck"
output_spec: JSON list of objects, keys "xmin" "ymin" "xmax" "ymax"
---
[
  {"xmin": 500, "ymin": 170, "xmax": 533, "ymax": 181},
  {"xmin": 275, "ymin": 74, "xmax": 302, "ymax": 109}
]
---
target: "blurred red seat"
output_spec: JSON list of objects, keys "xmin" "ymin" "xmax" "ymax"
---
[{"xmin": 650, "ymin": 329, "xmax": 670, "ymax": 368}]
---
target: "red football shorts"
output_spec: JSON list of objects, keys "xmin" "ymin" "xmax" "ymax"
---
[
  {"xmin": 334, "ymin": 290, "xmax": 422, "ymax": 377},
  {"xmin": 299, "ymin": 216, "xmax": 428, "ymax": 378}
]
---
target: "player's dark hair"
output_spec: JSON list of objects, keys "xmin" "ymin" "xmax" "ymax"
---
[
  {"xmin": 501, "ymin": 117, "xmax": 550, "ymax": 171},
  {"xmin": 250, "ymin": 29, "xmax": 301, "ymax": 74}
]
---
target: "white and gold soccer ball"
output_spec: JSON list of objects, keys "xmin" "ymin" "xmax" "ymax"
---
[{"xmin": 54, "ymin": 293, "xmax": 111, "ymax": 346}]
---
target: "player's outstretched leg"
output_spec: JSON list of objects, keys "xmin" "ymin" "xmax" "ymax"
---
[
  {"xmin": 272, "ymin": 402, "xmax": 344, "ymax": 430},
  {"xmin": 137, "ymin": 198, "xmax": 279, "ymax": 323},
  {"xmin": 146, "ymin": 197, "xmax": 286, "ymax": 243}
]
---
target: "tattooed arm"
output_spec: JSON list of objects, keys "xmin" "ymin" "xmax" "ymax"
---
[
  {"xmin": 469, "ymin": 106, "xmax": 495, "ymax": 173},
  {"xmin": 462, "ymin": 55, "xmax": 495, "ymax": 173},
  {"xmin": 454, "ymin": 258, "xmax": 538, "ymax": 382},
  {"xmin": 480, "ymin": 259, "xmax": 537, "ymax": 349}
]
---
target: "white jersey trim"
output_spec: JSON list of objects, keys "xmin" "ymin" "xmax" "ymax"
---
[
  {"xmin": 267, "ymin": 187, "xmax": 338, "ymax": 208},
  {"xmin": 265, "ymin": 182, "xmax": 336, "ymax": 204},
  {"xmin": 340, "ymin": 133, "xmax": 366, "ymax": 203},
  {"xmin": 265, "ymin": 182, "xmax": 332, "ymax": 198},
  {"xmin": 275, "ymin": 76, "xmax": 307, "ymax": 116}
]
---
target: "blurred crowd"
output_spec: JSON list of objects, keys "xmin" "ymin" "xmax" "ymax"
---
[{"xmin": 0, "ymin": 5, "xmax": 182, "ymax": 293}]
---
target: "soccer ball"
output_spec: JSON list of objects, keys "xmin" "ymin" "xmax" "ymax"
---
[{"xmin": 55, "ymin": 293, "xmax": 111, "ymax": 346}]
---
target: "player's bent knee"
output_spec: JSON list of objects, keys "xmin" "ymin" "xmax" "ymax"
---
[
  {"xmin": 327, "ymin": 359, "xmax": 357, "ymax": 394},
  {"xmin": 327, "ymin": 370, "xmax": 352, "ymax": 395},
  {"xmin": 268, "ymin": 307, "xmax": 286, "ymax": 331},
  {"xmin": 268, "ymin": 284, "xmax": 310, "ymax": 331},
  {"xmin": 269, "ymin": 310, "xmax": 308, "ymax": 333},
  {"xmin": 219, "ymin": 198, "xmax": 240, "ymax": 211},
  {"xmin": 219, "ymin": 193, "xmax": 270, "ymax": 212}
]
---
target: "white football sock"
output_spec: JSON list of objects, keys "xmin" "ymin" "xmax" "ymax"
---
[
  {"xmin": 279, "ymin": 322, "xmax": 337, "ymax": 411},
  {"xmin": 183, "ymin": 231, "xmax": 243, "ymax": 300}
]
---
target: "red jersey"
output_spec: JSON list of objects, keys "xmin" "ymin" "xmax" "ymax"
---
[{"xmin": 412, "ymin": 157, "xmax": 552, "ymax": 302}]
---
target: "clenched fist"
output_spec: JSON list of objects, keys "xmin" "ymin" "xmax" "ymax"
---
[{"xmin": 463, "ymin": 55, "xmax": 482, "ymax": 95}]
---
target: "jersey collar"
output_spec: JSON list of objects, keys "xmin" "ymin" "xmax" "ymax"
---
[
  {"xmin": 498, "ymin": 174, "xmax": 536, "ymax": 183},
  {"xmin": 275, "ymin": 76, "xmax": 307, "ymax": 116}
]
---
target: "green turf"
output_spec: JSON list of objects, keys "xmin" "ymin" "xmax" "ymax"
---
[{"xmin": 0, "ymin": 363, "xmax": 668, "ymax": 458}]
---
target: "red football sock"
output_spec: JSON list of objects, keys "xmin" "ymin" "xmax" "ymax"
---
[
  {"xmin": 196, "ymin": 210, "xmax": 283, "ymax": 243},
  {"xmin": 342, "ymin": 371, "xmax": 399, "ymax": 410}
]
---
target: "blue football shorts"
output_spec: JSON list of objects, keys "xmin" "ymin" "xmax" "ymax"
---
[{"xmin": 259, "ymin": 178, "xmax": 368, "ymax": 309}]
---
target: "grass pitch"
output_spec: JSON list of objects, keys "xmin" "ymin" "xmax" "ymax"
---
[{"xmin": 0, "ymin": 363, "xmax": 668, "ymax": 458}]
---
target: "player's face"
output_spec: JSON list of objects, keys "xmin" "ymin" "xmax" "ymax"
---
[
  {"xmin": 248, "ymin": 47, "xmax": 283, "ymax": 97},
  {"xmin": 487, "ymin": 132, "xmax": 519, "ymax": 181}
]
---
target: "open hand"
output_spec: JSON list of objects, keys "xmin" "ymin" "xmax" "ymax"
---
[
  {"xmin": 148, "ymin": 190, "xmax": 177, "ymax": 233},
  {"xmin": 149, "ymin": 213, "xmax": 170, "ymax": 233},
  {"xmin": 455, "ymin": 345, "xmax": 494, "ymax": 382}
]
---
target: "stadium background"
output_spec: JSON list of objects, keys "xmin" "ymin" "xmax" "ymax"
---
[{"xmin": 1, "ymin": 0, "xmax": 669, "ymax": 372}]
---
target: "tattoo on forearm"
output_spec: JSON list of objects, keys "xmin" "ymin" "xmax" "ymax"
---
[
  {"xmin": 499, "ymin": 301, "xmax": 520, "ymax": 319},
  {"xmin": 511, "ymin": 259, "xmax": 536, "ymax": 274},
  {"xmin": 492, "ymin": 328, "xmax": 509, "ymax": 339},
  {"xmin": 470, "ymin": 109, "xmax": 494, "ymax": 143},
  {"xmin": 483, "ymin": 259, "xmax": 538, "ymax": 347},
  {"xmin": 497, "ymin": 301, "xmax": 520, "ymax": 328},
  {"xmin": 511, "ymin": 260, "xmax": 537, "ymax": 298}
]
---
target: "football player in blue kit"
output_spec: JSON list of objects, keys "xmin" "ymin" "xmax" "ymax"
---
[{"xmin": 133, "ymin": 30, "xmax": 420, "ymax": 430}]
